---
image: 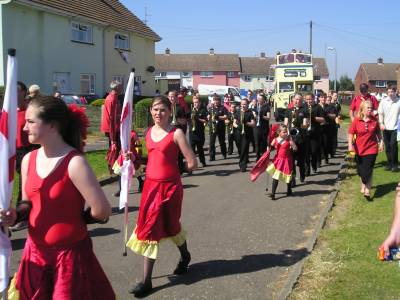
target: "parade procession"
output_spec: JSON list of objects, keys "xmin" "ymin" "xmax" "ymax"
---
[{"xmin": 1, "ymin": 0, "xmax": 400, "ymax": 299}]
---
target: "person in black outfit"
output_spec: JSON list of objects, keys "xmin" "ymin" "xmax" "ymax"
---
[
  {"xmin": 304, "ymin": 93, "xmax": 325, "ymax": 175},
  {"xmin": 253, "ymin": 93, "xmax": 271, "ymax": 161},
  {"xmin": 168, "ymin": 90, "xmax": 189, "ymax": 173},
  {"xmin": 234, "ymin": 99, "xmax": 256, "ymax": 172},
  {"xmin": 284, "ymin": 93, "xmax": 309, "ymax": 185},
  {"xmin": 227, "ymin": 102, "xmax": 240, "ymax": 155},
  {"xmin": 190, "ymin": 95, "xmax": 208, "ymax": 167},
  {"xmin": 208, "ymin": 95, "xmax": 228, "ymax": 161},
  {"xmin": 331, "ymin": 91, "xmax": 341, "ymax": 155},
  {"xmin": 318, "ymin": 93, "xmax": 335, "ymax": 165}
]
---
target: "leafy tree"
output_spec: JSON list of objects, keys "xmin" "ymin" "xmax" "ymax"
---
[{"xmin": 339, "ymin": 75, "xmax": 354, "ymax": 91}]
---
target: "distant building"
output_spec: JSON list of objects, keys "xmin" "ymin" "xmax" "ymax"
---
[
  {"xmin": 355, "ymin": 58, "xmax": 399, "ymax": 94},
  {"xmin": 155, "ymin": 49, "xmax": 329, "ymax": 94},
  {"xmin": 0, "ymin": 0, "xmax": 161, "ymax": 96}
]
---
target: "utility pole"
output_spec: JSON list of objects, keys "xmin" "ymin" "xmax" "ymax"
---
[
  {"xmin": 309, "ymin": 20, "xmax": 313, "ymax": 54},
  {"xmin": 144, "ymin": 6, "xmax": 150, "ymax": 25}
]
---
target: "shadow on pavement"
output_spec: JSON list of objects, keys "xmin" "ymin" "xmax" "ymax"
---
[
  {"xmin": 12, "ymin": 238, "xmax": 26, "ymax": 251},
  {"xmin": 89, "ymin": 227, "xmax": 121, "ymax": 237},
  {"xmin": 374, "ymin": 181, "xmax": 399, "ymax": 199},
  {"xmin": 183, "ymin": 184, "xmax": 199, "ymax": 189},
  {"xmin": 151, "ymin": 248, "xmax": 309, "ymax": 294}
]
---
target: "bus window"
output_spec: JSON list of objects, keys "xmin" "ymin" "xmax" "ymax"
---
[
  {"xmin": 279, "ymin": 82, "xmax": 294, "ymax": 93},
  {"xmin": 295, "ymin": 54, "xmax": 304, "ymax": 63},
  {"xmin": 287, "ymin": 54, "xmax": 294, "ymax": 63},
  {"xmin": 303, "ymin": 55, "xmax": 311, "ymax": 63},
  {"xmin": 296, "ymin": 83, "xmax": 312, "ymax": 92}
]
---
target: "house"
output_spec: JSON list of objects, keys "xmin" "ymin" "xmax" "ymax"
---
[
  {"xmin": 312, "ymin": 58, "xmax": 329, "ymax": 94},
  {"xmin": 0, "ymin": 0, "xmax": 161, "ymax": 96},
  {"xmin": 355, "ymin": 58, "xmax": 399, "ymax": 94},
  {"xmin": 155, "ymin": 49, "xmax": 329, "ymax": 95},
  {"xmin": 239, "ymin": 53, "xmax": 275, "ymax": 92},
  {"xmin": 155, "ymin": 48, "xmax": 240, "ymax": 94}
]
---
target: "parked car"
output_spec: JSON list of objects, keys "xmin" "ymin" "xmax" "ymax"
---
[
  {"xmin": 80, "ymin": 94, "xmax": 100, "ymax": 104},
  {"xmin": 61, "ymin": 94, "xmax": 82, "ymax": 105}
]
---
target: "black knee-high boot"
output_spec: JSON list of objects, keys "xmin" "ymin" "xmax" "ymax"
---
[{"xmin": 271, "ymin": 179, "xmax": 279, "ymax": 200}]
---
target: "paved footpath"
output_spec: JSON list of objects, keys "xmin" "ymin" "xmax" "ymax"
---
[{"xmin": 9, "ymin": 135, "xmax": 346, "ymax": 300}]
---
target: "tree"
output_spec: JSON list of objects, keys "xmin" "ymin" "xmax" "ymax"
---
[{"xmin": 339, "ymin": 75, "xmax": 354, "ymax": 91}]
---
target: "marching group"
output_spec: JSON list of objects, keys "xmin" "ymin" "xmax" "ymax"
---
[{"xmin": 1, "ymin": 78, "xmax": 400, "ymax": 298}]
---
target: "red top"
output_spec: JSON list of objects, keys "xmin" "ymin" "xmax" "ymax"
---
[
  {"xmin": 100, "ymin": 93, "xmax": 121, "ymax": 138},
  {"xmin": 272, "ymin": 138, "xmax": 293, "ymax": 162},
  {"xmin": 177, "ymin": 94, "xmax": 189, "ymax": 113},
  {"xmin": 26, "ymin": 150, "xmax": 87, "ymax": 247},
  {"xmin": 348, "ymin": 117, "xmax": 380, "ymax": 156},
  {"xmin": 17, "ymin": 108, "xmax": 30, "ymax": 148},
  {"xmin": 350, "ymin": 94, "xmax": 379, "ymax": 113},
  {"xmin": 145, "ymin": 127, "xmax": 180, "ymax": 181}
]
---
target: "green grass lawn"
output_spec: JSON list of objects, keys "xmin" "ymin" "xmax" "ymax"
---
[{"xmin": 290, "ymin": 113, "xmax": 400, "ymax": 299}]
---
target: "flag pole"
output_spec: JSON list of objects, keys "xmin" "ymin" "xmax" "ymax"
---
[
  {"xmin": 120, "ymin": 68, "xmax": 135, "ymax": 256},
  {"xmin": 0, "ymin": 48, "xmax": 17, "ymax": 300}
]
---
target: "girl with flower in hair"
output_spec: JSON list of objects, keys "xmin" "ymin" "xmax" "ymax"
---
[{"xmin": 0, "ymin": 96, "xmax": 115, "ymax": 299}]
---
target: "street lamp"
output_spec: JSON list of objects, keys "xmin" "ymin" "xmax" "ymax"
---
[{"xmin": 327, "ymin": 47, "xmax": 337, "ymax": 92}]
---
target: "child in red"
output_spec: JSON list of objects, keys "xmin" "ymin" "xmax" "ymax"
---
[{"xmin": 266, "ymin": 124, "xmax": 297, "ymax": 200}]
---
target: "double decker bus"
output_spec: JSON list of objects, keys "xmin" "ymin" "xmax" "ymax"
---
[{"xmin": 271, "ymin": 52, "xmax": 313, "ymax": 121}]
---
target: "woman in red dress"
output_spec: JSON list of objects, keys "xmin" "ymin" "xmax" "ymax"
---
[
  {"xmin": 266, "ymin": 124, "xmax": 297, "ymax": 200},
  {"xmin": 126, "ymin": 96, "xmax": 197, "ymax": 297},
  {"xmin": 0, "ymin": 96, "xmax": 115, "ymax": 299},
  {"xmin": 348, "ymin": 100, "xmax": 383, "ymax": 199}
]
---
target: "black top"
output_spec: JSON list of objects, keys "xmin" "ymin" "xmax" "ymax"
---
[
  {"xmin": 309, "ymin": 103, "xmax": 325, "ymax": 134},
  {"xmin": 208, "ymin": 105, "xmax": 228, "ymax": 130},
  {"xmin": 190, "ymin": 108, "xmax": 207, "ymax": 135},
  {"xmin": 285, "ymin": 106, "xmax": 308, "ymax": 131},
  {"xmin": 252, "ymin": 103, "xmax": 270, "ymax": 129},
  {"xmin": 234, "ymin": 110, "xmax": 255, "ymax": 136},
  {"xmin": 322, "ymin": 103, "xmax": 338, "ymax": 126}
]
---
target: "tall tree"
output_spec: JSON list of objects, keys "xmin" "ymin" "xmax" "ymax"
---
[{"xmin": 339, "ymin": 75, "xmax": 354, "ymax": 91}]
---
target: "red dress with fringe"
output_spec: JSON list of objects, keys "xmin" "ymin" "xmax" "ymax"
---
[
  {"xmin": 127, "ymin": 127, "xmax": 185, "ymax": 259},
  {"xmin": 267, "ymin": 138, "xmax": 293, "ymax": 183},
  {"xmin": 9, "ymin": 150, "xmax": 115, "ymax": 300}
]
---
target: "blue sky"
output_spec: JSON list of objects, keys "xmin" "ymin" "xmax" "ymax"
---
[{"xmin": 121, "ymin": 0, "xmax": 400, "ymax": 80}]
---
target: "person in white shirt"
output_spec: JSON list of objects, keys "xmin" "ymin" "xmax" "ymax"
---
[{"xmin": 378, "ymin": 85, "xmax": 400, "ymax": 172}]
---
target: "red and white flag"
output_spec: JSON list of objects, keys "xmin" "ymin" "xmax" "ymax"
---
[
  {"xmin": 119, "ymin": 69, "xmax": 135, "ymax": 210},
  {"xmin": 0, "ymin": 49, "xmax": 17, "ymax": 293}
]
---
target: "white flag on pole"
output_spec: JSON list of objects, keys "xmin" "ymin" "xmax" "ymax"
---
[
  {"xmin": 0, "ymin": 49, "xmax": 17, "ymax": 293},
  {"xmin": 119, "ymin": 69, "xmax": 135, "ymax": 210}
]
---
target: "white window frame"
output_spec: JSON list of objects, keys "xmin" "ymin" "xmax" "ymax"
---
[
  {"xmin": 80, "ymin": 74, "xmax": 96, "ymax": 94},
  {"xmin": 243, "ymin": 75, "xmax": 252, "ymax": 82},
  {"xmin": 227, "ymin": 71, "xmax": 236, "ymax": 78},
  {"xmin": 113, "ymin": 75, "xmax": 125, "ymax": 90},
  {"xmin": 114, "ymin": 33, "xmax": 130, "ymax": 50},
  {"xmin": 375, "ymin": 80, "xmax": 387, "ymax": 88},
  {"xmin": 200, "ymin": 71, "xmax": 213, "ymax": 78},
  {"xmin": 71, "ymin": 22, "xmax": 93, "ymax": 44}
]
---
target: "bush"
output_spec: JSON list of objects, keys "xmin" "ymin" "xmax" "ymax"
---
[
  {"xmin": 90, "ymin": 99, "xmax": 105, "ymax": 106},
  {"xmin": 0, "ymin": 86, "xmax": 4, "ymax": 96},
  {"xmin": 134, "ymin": 98, "xmax": 153, "ymax": 128}
]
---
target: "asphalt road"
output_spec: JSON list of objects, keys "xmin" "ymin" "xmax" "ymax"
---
[{"xmin": 9, "ymin": 135, "xmax": 346, "ymax": 300}]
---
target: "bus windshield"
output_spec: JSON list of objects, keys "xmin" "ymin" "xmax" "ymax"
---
[
  {"xmin": 279, "ymin": 82, "xmax": 294, "ymax": 93},
  {"xmin": 296, "ymin": 83, "xmax": 313, "ymax": 92}
]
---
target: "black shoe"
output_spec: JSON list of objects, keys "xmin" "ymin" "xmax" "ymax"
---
[
  {"xmin": 287, "ymin": 190, "xmax": 293, "ymax": 196},
  {"xmin": 209, "ymin": 158, "xmax": 215, "ymax": 162},
  {"xmin": 201, "ymin": 163, "xmax": 207, "ymax": 168},
  {"xmin": 228, "ymin": 152, "xmax": 233, "ymax": 155},
  {"xmin": 269, "ymin": 193, "xmax": 276, "ymax": 200},
  {"xmin": 384, "ymin": 165, "xmax": 391, "ymax": 171},
  {"xmin": 392, "ymin": 166, "xmax": 399, "ymax": 172},
  {"xmin": 325, "ymin": 159, "xmax": 329, "ymax": 165},
  {"xmin": 113, "ymin": 191, "xmax": 120, "ymax": 197},
  {"xmin": 300, "ymin": 176, "xmax": 305, "ymax": 183},
  {"xmin": 291, "ymin": 178, "xmax": 296, "ymax": 188},
  {"xmin": 129, "ymin": 281, "xmax": 152, "ymax": 297},
  {"xmin": 173, "ymin": 252, "xmax": 191, "ymax": 275},
  {"xmin": 313, "ymin": 168, "xmax": 317, "ymax": 174}
]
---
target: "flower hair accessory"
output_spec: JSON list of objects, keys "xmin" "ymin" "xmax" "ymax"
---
[{"xmin": 68, "ymin": 104, "xmax": 89, "ymax": 151}]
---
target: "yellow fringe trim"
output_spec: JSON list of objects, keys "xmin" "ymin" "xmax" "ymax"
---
[
  {"xmin": 266, "ymin": 164, "xmax": 292, "ymax": 184},
  {"xmin": 126, "ymin": 230, "xmax": 186, "ymax": 259},
  {"xmin": 7, "ymin": 275, "xmax": 19, "ymax": 300}
]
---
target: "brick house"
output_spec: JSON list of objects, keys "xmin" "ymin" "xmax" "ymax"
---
[{"xmin": 354, "ymin": 58, "xmax": 399, "ymax": 94}]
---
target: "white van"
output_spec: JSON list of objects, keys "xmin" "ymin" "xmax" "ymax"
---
[{"xmin": 197, "ymin": 84, "xmax": 242, "ymax": 102}]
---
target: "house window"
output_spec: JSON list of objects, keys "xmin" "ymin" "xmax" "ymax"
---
[
  {"xmin": 244, "ymin": 75, "xmax": 252, "ymax": 82},
  {"xmin": 71, "ymin": 22, "xmax": 93, "ymax": 44},
  {"xmin": 115, "ymin": 33, "xmax": 130, "ymax": 50},
  {"xmin": 80, "ymin": 74, "xmax": 96, "ymax": 94},
  {"xmin": 227, "ymin": 71, "xmax": 236, "ymax": 78},
  {"xmin": 200, "ymin": 71, "xmax": 213, "ymax": 78},
  {"xmin": 375, "ymin": 80, "xmax": 387, "ymax": 88},
  {"xmin": 181, "ymin": 72, "xmax": 190, "ymax": 78},
  {"xmin": 113, "ymin": 75, "xmax": 125, "ymax": 90},
  {"xmin": 134, "ymin": 76, "xmax": 142, "ymax": 95},
  {"xmin": 313, "ymin": 75, "xmax": 321, "ymax": 81}
]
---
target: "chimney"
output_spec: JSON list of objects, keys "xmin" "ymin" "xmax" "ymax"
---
[
  {"xmin": 377, "ymin": 57, "xmax": 383, "ymax": 64},
  {"xmin": 260, "ymin": 52, "xmax": 266, "ymax": 59},
  {"xmin": 165, "ymin": 48, "xmax": 170, "ymax": 55},
  {"xmin": 209, "ymin": 48, "xmax": 215, "ymax": 55}
]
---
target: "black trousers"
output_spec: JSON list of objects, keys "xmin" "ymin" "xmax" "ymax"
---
[
  {"xmin": 306, "ymin": 134, "xmax": 321, "ymax": 172},
  {"xmin": 191, "ymin": 138, "xmax": 206, "ymax": 165},
  {"xmin": 209, "ymin": 128, "xmax": 227, "ymax": 160},
  {"xmin": 293, "ymin": 141, "xmax": 307, "ymax": 181},
  {"xmin": 238, "ymin": 133, "xmax": 251, "ymax": 170},
  {"xmin": 254, "ymin": 126, "xmax": 269, "ymax": 161},
  {"xmin": 228, "ymin": 132, "xmax": 240, "ymax": 155},
  {"xmin": 322, "ymin": 125, "xmax": 335, "ymax": 160},
  {"xmin": 383, "ymin": 130, "xmax": 398, "ymax": 168}
]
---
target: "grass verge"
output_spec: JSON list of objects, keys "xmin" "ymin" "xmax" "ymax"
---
[{"xmin": 290, "ymin": 151, "xmax": 400, "ymax": 299}]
